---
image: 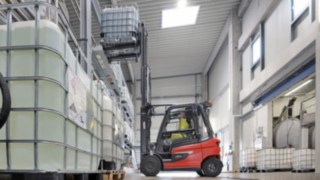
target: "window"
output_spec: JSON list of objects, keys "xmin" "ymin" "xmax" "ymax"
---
[
  {"xmin": 250, "ymin": 24, "xmax": 264, "ymax": 79},
  {"xmin": 291, "ymin": 0, "xmax": 310, "ymax": 40},
  {"xmin": 252, "ymin": 36, "xmax": 261, "ymax": 65},
  {"xmin": 291, "ymin": 0, "xmax": 309, "ymax": 21},
  {"xmin": 165, "ymin": 109, "xmax": 194, "ymax": 132}
]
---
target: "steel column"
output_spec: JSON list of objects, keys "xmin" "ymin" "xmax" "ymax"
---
[
  {"xmin": 140, "ymin": 23, "xmax": 150, "ymax": 158},
  {"xmin": 228, "ymin": 9, "xmax": 241, "ymax": 172},
  {"xmin": 80, "ymin": 0, "xmax": 92, "ymax": 76}
]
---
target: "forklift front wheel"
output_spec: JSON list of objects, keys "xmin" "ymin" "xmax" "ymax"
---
[
  {"xmin": 202, "ymin": 157, "xmax": 223, "ymax": 177},
  {"xmin": 141, "ymin": 155, "xmax": 161, "ymax": 176}
]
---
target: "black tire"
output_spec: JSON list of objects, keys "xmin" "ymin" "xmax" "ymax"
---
[
  {"xmin": 196, "ymin": 170, "xmax": 205, "ymax": 177},
  {"xmin": 202, "ymin": 157, "xmax": 223, "ymax": 177},
  {"xmin": 140, "ymin": 155, "xmax": 161, "ymax": 176},
  {"xmin": 0, "ymin": 73, "xmax": 11, "ymax": 129}
]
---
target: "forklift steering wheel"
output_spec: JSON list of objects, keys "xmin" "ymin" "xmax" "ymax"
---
[{"xmin": 0, "ymin": 73, "xmax": 11, "ymax": 129}]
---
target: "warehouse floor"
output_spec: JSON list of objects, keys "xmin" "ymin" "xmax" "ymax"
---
[{"xmin": 124, "ymin": 172, "xmax": 320, "ymax": 180}]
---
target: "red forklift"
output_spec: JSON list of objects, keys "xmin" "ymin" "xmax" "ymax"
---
[
  {"xmin": 102, "ymin": 18, "xmax": 223, "ymax": 177},
  {"xmin": 135, "ymin": 24, "xmax": 223, "ymax": 177}
]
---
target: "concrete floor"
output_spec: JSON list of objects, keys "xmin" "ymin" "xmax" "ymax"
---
[{"xmin": 124, "ymin": 171, "xmax": 320, "ymax": 180}]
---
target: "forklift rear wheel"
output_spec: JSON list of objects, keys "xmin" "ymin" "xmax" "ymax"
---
[
  {"xmin": 141, "ymin": 155, "xmax": 161, "ymax": 176},
  {"xmin": 202, "ymin": 157, "xmax": 223, "ymax": 177},
  {"xmin": 196, "ymin": 170, "xmax": 205, "ymax": 177}
]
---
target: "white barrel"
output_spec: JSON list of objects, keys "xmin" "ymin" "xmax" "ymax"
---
[{"xmin": 273, "ymin": 118, "xmax": 301, "ymax": 148}]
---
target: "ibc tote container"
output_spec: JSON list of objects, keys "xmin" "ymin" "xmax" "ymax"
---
[
  {"xmin": 0, "ymin": 3, "xmax": 103, "ymax": 172},
  {"xmin": 102, "ymin": 94, "xmax": 125, "ymax": 168},
  {"xmin": 240, "ymin": 148, "xmax": 256, "ymax": 168},
  {"xmin": 292, "ymin": 149, "xmax": 315, "ymax": 170}
]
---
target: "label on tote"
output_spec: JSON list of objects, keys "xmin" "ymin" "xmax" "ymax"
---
[{"xmin": 68, "ymin": 70, "xmax": 88, "ymax": 129}]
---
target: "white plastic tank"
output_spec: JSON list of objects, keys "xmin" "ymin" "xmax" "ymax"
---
[
  {"xmin": 11, "ymin": 21, "xmax": 35, "ymax": 46},
  {"xmin": 11, "ymin": 20, "xmax": 64, "ymax": 53},
  {"xmin": 0, "ymin": 19, "xmax": 103, "ymax": 171},
  {"xmin": 39, "ymin": 20, "xmax": 65, "ymax": 54},
  {"xmin": 273, "ymin": 118, "xmax": 301, "ymax": 149}
]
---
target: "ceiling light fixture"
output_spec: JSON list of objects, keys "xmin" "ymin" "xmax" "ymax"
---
[
  {"xmin": 284, "ymin": 79, "xmax": 313, "ymax": 96},
  {"xmin": 161, "ymin": 5, "xmax": 199, "ymax": 29}
]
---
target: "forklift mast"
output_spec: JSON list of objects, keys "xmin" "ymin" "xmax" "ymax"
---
[{"xmin": 139, "ymin": 23, "xmax": 152, "ymax": 158}]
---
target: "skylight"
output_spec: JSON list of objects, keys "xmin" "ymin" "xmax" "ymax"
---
[{"xmin": 161, "ymin": 1, "xmax": 199, "ymax": 29}]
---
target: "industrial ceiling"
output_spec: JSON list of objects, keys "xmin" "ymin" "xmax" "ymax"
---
[
  {"xmin": 115, "ymin": 0, "xmax": 240, "ymax": 79},
  {"xmin": 64, "ymin": 0, "xmax": 240, "ymax": 82}
]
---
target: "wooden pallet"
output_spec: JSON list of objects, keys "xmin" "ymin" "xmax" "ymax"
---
[{"xmin": 102, "ymin": 170, "xmax": 125, "ymax": 180}]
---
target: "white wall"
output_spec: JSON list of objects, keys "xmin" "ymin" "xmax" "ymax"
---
[
  {"xmin": 135, "ymin": 75, "xmax": 197, "ymax": 98},
  {"xmin": 208, "ymin": 41, "xmax": 229, "ymax": 99},
  {"xmin": 240, "ymin": 0, "xmax": 317, "ymax": 102},
  {"xmin": 207, "ymin": 40, "xmax": 230, "ymax": 132},
  {"xmin": 209, "ymin": 89, "xmax": 230, "ymax": 132},
  {"xmin": 241, "ymin": 0, "xmax": 270, "ymax": 39}
]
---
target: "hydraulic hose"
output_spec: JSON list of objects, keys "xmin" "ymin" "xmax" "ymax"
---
[{"xmin": 0, "ymin": 73, "xmax": 11, "ymax": 129}]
